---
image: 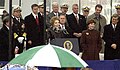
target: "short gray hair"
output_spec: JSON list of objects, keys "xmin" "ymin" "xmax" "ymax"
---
[{"xmin": 52, "ymin": 2, "xmax": 59, "ymax": 8}]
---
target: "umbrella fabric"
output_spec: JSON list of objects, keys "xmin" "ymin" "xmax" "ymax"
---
[{"xmin": 9, "ymin": 44, "xmax": 88, "ymax": 68}]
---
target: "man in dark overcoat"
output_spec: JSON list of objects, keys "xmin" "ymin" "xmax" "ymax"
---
[
  {"xmin": 0, "ymin": 16, "xmax": 14, "ymax": 61},
  {"xmin": 103, "ymin": 14, "xmax": 120, "ymax": 60}
]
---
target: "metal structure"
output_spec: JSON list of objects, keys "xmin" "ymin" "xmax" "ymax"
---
[{"xmin": 9, "ymin": 0, "xmax": 12, "ymax": 61}]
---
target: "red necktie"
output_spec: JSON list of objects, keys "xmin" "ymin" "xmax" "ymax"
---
[
  {"xmin": 36, "ymin": 16, "xmax": 40, "ymax": 32},
  {"xmin": 36, "ymin": 16, "xmax": 39, "ymax": 25}
]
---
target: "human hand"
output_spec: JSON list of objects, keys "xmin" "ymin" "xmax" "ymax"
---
[
  {"xmin": 28, "ymin": 40, "xmax": 32, "ymax": 45},
  {"xmin": 111, "ymin": 44, "xmax": 117, "ymax": 49},
  {"xmin": 14, "ymin": 47, "xmax": 19, "ymax": 54}
]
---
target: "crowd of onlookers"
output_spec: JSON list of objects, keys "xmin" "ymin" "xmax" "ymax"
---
[{"xmin": 0, "ymin": 1, "xmax": 120, "ymax": 64}]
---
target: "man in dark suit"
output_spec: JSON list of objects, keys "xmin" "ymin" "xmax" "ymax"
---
[
  {"xmin": 38, "ymin": 2, "xmax": 45, "ymax": 45},
  {"xmin": 46, "ymin": 2, "xmax": 61, "ymax": 28},
  {"xmin": 59, "ymin": 14, "xmax": 71, "ymax": 38},
  {"xmin": 0, "ymin": 16, "xmax": 14, "ymax": 61},
  {"xmin": 24, "ymin": 4, "xmax": 44, "ymax": 49},
  {"xmin": 103, "ymin": 14, "xmax": 120, "ymax": 60},
  {"xmin": 12, "ymin": 6, "xmax": 26, "ymax": 53},
  {"xmin": 67, "ymin": 4, "xmax": 86, "ymax": 52}
]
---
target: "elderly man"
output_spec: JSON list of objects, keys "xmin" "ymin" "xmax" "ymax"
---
[
  {"xmin": 46, "ymin": 2, "xmax": 61, "ymax": 28},
  {"xmin": 12, "ymin": 6, "xmax": 26, "ymax": 54}
]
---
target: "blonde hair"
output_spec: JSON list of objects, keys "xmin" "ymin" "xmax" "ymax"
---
[{"xmin": 50, "ymin": 16, "xmax": 60, "ymax": 26}]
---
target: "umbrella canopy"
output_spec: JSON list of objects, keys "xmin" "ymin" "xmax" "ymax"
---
[{"xmin": 9, "ymin": 44, "xmax": 88, "ymax": 68}]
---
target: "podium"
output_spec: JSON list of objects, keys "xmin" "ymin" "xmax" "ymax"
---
[{"xmin": 50, "ymin": 38, "xmax": 79, "ymax": 55}]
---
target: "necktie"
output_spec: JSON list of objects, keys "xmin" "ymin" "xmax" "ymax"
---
[
  {"xmin": 36, "ymin": 16, "xmax": 40, "ymax": 32},
  {"xmin": 36, "ymin": 16, "xmax": 39, "ymax": 25},
  {"xmin": 113, "ymin": 24, "xmax": 116, "ymax": 31},
  {"xmin": 18, "ymin": 18, "xmax": 20, "ymax": 22},
  {"xmin": 62, "ymin": 25, "xmax": 64, "ymax": 29},
  {"xmin": 55, "ymin": 13, "xmax": 58, "ymax": 17},
  {"xmin": 75, "ymin": 14, "xmax": 79, "ymax": 24},
  {"xmin": 98, "ymin": 18, "xmax": 101, "ymax": 31}
]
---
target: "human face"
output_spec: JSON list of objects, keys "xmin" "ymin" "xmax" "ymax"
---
[
  {"xmin": 116, "ymin": 9, "xmax": 120, "ymax": 15},
  {"xmin": 112, "ymin": 17, "xmax": 118, "ymax": 25},
  {"xmin": 95, "ymin": 7, "xmax": 102, "ymax": 15},
  {"xmin": 83, "ymin": 11, "xmax": 89, "ymax": 17},
  {"xmin": 61, "ymin": 7, "xmax": 68, "ymax": 14},
  {"xmin": 59, "ymin": 15, "xmax": 66, "ymax": 25},
  {"xmin": 6, "ymin": 19, "xmax": 13, "ymax": 27},
  {"xmin": 39, "ymin": 7, "xmax": 44, "ymax": 13},
  {"xmin": 32, "ymin": 6, "xmax": 38, "ymax": 14},
  {"xmin": 13, "ymin": 11, "xmax": 21, "ymax": 18},
  {"xmin": 52, "ymin": 4, "xmax": 59, "ymax": 13},
  {"xmin": 88, "ymin": 23, "xmax": 95, "ymax": 30},
  {"xmin": 53, "ymin": 20, "xmax": 60, "ymax": 27},
  {"xmin": 72, "ymin": 5, "xmax": 78, "ymax": 14}
]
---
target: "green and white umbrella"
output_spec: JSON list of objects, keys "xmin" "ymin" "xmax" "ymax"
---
[{"xmin": 9, "ymin": 44, "xmax": 88, "ymax": 68}]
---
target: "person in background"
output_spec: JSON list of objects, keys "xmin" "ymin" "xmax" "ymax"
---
[
  {"xmin": 59, "ymin": 14, "xmax": 71, "ymax": 38},
  {"xmin": 25, "ymin": 4, "xmax": 43, "ymax": 49},
  {"xmin": 0, "ymin": 16, "xmax": 14, "ymax": 61},
  {"xmin": 46, "ymin": 6, "xmax": 50, "ymax": 15},
  {"xmin": 67, "ymin": 4, "xmax": 86, "ymax": 52},
  {"xmin": 115, "ymin": 4, "xmax": 120, "ymax": 17},
  {"xmin": 82, "ymin": 6, "xmax": 90, "ymax": 20},
  {"xmin": 87, "ymin": 4, "xmax": 106, "ymax": 36},
  {"xmin": 38, "ymin": 2, "xmax": 44, "ymax": 16},
  {"xmin": 80, "ymin": 19, "xmax": 102, "ymax": 60},
  {"xmin": 86, "ymin": 4, "xmax": 106, "ymax": 53},
  {"xmin": 114, "ymin": 4, "xmax": 120, "ymax": 24},
  {"xmin": 38, "ymin": 2, "xmax": 45, "ymax": 45},
  {"xmin": 12, "ymin": 6, "xmax": 26, "ymax": 54},
  {"xmin": 46, "ymin": 2, "xmax": 61, "ymax": 28},
  {"xmin": 1, "ymin": 10, "xmax": 9, "ymax": 21},
  {"xmin": 103, "ymin": 14, "xmax": 120, "ymax": 60},
  {"xmin": 60, "ymin": 3, "xmax": 68, "ymax": 15}
]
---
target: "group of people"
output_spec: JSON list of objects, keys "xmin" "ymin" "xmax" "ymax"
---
[{"xmin": 0, "ymin": 1, "xmax": 120, "ymax": 63}]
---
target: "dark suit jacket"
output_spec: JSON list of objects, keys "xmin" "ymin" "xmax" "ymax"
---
[
  {"xmin": 103, "ymin": 23, "xmax": 120, "ymax": 60},
  {"xmin": 67, "ymin": 13, "xmax": 86, "ymax": 37},
  {"xmin": 38, "ymin": 12, "xmax": 45, "ymax": 45},
  {"xmin": 46, "ymin": 11, "xmax": 61, "ymax": 28},
  {"xmin": 24, "ymin": 13, "xmax": 44, "ymax": 49},
  {"xmin": 0, "ymin": 25, "xmax": 14, "ymax": 61}
]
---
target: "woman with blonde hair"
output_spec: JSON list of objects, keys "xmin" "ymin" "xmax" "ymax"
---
[{"xmin": 47, "ymin": 16, "xmax": 65, "ymax": 41}]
